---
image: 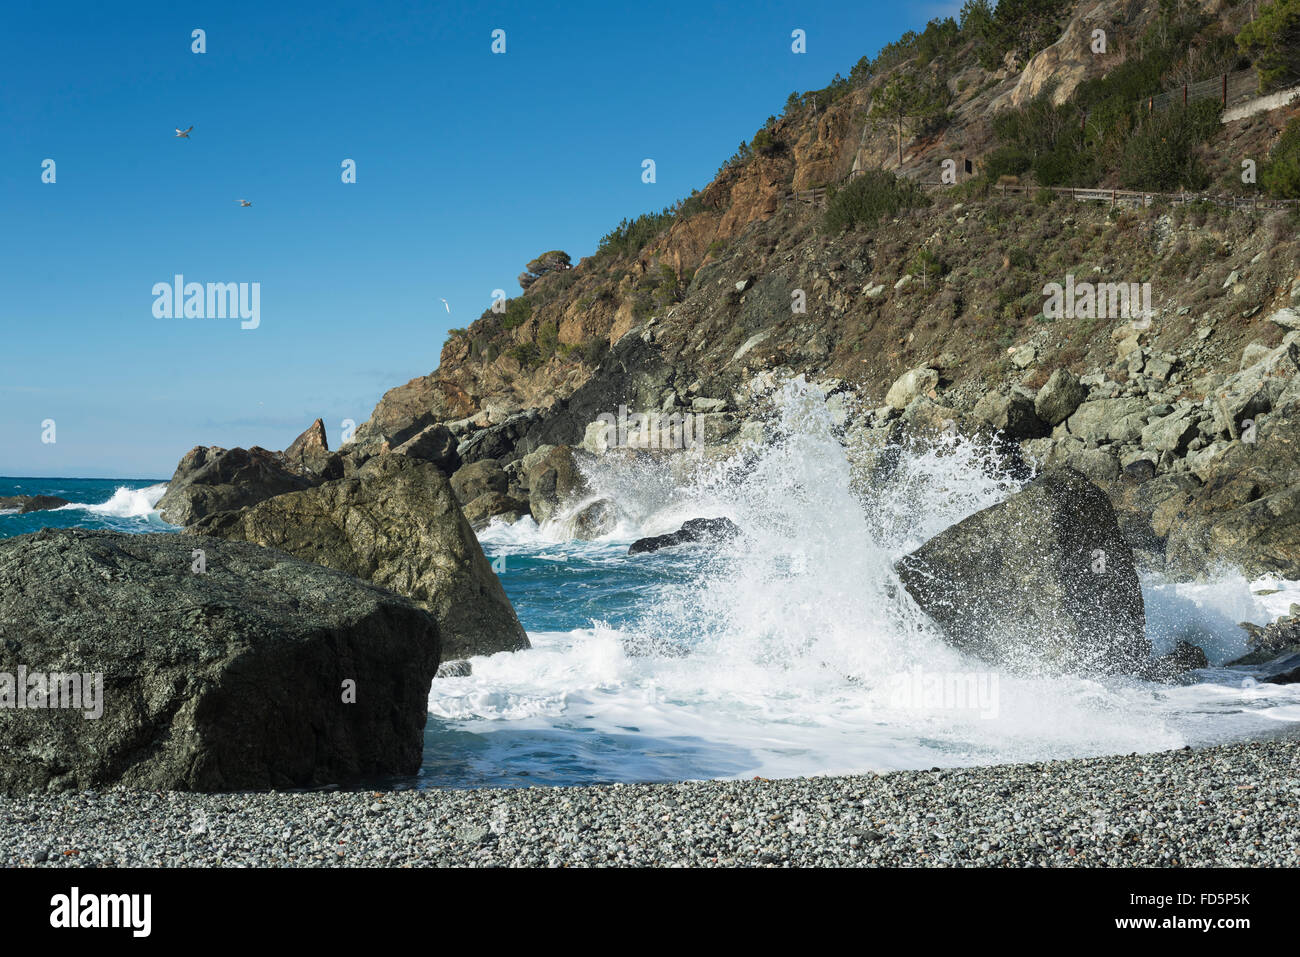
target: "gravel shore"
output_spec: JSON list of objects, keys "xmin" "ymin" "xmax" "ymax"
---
[{"xmin": 3, "ymin": 740, "xmax": 1297, "ymax": 867}]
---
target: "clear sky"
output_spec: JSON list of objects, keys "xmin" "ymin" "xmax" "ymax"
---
[{"xmin": 1, "ymin": 0, "xmax": 958, "ymax": 478}]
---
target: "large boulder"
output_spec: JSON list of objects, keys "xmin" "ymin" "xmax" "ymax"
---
[
  {"xmin": 450, "ymin": 459, "xmax": 509, "ymax": 503},
  {"xmin": 393, "ymin": 423, "xmax": 460, "ymax": 474},
  {"xmin": 885, "ymin": 367, "xmax": 939, "ymax": 410},
  {"xmin": 0, "ymin": 529, "xmax": 439, "ymax": 793},
  {"xmin": 194, "ymin": 455, "xmax": 529, "ymax": 661},
  {"xmin": 973, "ymin": 387, "xmax": 1046, "ymax": 439},
  {"xmin": 895, "ymin": 467, "xmax": 1149, "ymax": 674},
  {"xmin": 522, "ymin": 445, "xmax": 590, "ymax": 525},
  {"xmin": 1163, "ymin": 399, "xmax": 1300, "ymax": 578},
  {"xmin": 155, "ymin": 445, "xmax": 314, "ymax": 526},
  {"xmin": 1034, "ymin": 369, "xmax": 1088, "ymax": 426},
  {"xmin": 1065, "ymin": 397, "xmax": 1148, "ymax": 445}
]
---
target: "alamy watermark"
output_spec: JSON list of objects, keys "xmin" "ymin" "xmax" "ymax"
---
[
  {"xmin": 152, "ymin": 274, "xmax": 260, "ymax": 329},
  {"xmin": 0, "ymin": 667, "xmax": 103, "ymax": 719},
  {"xmin": 887, "ymin": 666, "xmax": 999, "ymax": 719},
  {"xmin": 593, "ymin": 405, "xmax": 704, "ymax": 450},
  {"xmin": 1042, "ymin": 273, "xmax": 1153, "ymax": 321}
]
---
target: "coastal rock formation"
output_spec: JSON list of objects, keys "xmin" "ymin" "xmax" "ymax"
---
[
  {"xmin": 155, "ymin": 445, "xmax": 313, "ymax": 526},
  {"xmin": 522, "ymin": 445, "xmax": 590, "ymax": 525},
  {"xmin": 895, "ymin": 467, "xmax": 1149, "ymax": 674},
  {"xmin": 281, "ymin": 418, "xmax": 335, "ymax": 476},
  {"xmin": 629, "ymin": 517, "xmax": 742, "ymax": 555},
  {"xmin": 194, "ymin": 455, "xmax": 529, "ymax": 661},
  {"xmin": 0, "ymin": 495, "xmax": 70, "ymax": 514},
  {"xmin": 0, "ymin": 529, "xmax": 439, "ymax": 793}
]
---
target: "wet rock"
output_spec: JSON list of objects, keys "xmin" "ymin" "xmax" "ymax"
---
[
  {"xmin": 522, "ymin": 445, "xmax": 591, "ymax": 525},
  {"xmin": 629, "ymin": 517, "xmax": 742, "ymax": 555},
  {"xmin": 895, "ymin": 467, "xmax": 1149, "ymax": 674}
]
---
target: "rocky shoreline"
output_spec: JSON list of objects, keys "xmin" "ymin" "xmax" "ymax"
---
[{"xmin": 3, "ymin": 739, "xmax": 1297, "ymax": 867}]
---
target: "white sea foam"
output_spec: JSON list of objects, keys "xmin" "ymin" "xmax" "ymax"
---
[
  {"xmin": 447, "ymin": 377, "xmax": 1300, "ymax": 781},
  {"xmin": 61, "ymin": 483, "xmax": 168, "ymax": 519}
]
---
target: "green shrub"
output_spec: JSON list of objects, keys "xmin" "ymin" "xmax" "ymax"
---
[
  {"xmin": 1262, "ymin": 117, "xmax": 1300, "ymax": 198},
  {"xmin": 824, "ymin": 170, "xmax": 930, "ymax": 232},
  {"xmin": 1238, "ymin": 0, "xmax": 1300, "ymax": 92},
  {"xmin": 1117, "ymin": 99, "xmax": 1220, "ymax": 191},
  {"xmin": 500, "ymin": 297, "xmax": 532, "ymax": 331}
]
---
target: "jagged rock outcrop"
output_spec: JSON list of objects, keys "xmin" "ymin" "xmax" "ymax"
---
[
  {"xmin": 193, "ymin": 455, "xmax": 529, "ymax": 661},
  {"xmin": 895, "ymin": 467, "xmax": 1149, "ymax": 674},
  {"xmin": 156, "ymin": 445, "xmax": 314, "ymax": 527},
  {"xmin": 0, "ymin": 529, "xmax": 440, "ymax": 793},
  {"xmin": 282, "ymin": 418, "xmax": 334, "ymax": 475}
]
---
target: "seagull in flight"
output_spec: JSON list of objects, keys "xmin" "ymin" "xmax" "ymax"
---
[
  {"xmin": 237, "ymin": 199, "xmax": 252, "ymax": 207},
  {"xmin": 440, "ymin": 298, "xmax": 451, "ymax": 313},
  {"xmin": 175, "ymin": 126, "xmax": 193, "ymax": 139}
]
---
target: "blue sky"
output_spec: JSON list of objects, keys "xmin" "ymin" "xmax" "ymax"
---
[{"xmin": 1, "ymin": 0, "xmax": 958, "ymax": 478}]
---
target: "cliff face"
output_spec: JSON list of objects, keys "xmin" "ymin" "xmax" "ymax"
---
[{"xmin": 358, "ymin": 0, "xmax": 1297, "ymax": 448}]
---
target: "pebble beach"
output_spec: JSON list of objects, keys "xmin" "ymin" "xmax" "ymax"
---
[{"xmin": 4, "ymin": 740, "xmax": 1297, "ymax": 868}]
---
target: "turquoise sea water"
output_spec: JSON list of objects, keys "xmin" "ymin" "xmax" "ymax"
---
[{"xmin": 6, "ymin": 435, "xmax": 1300, "ymax": 792}]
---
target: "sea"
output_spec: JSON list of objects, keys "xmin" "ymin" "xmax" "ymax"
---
[{"xmin": 5, "ymin": 380, "xmax": 1300, "ymax": 789}]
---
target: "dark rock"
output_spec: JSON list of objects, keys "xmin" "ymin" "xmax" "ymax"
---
[
  {"xmin": 457, "ymin": 411, "xmax": 542, "ymax": 465},
  {"xmin": 1227, "ymin": 611, "xmax": 1300, "ymax": 666},
  {"xmin": 0, "ymin": 529, "xmax": 439, "ymax": 793},
  {"xmin": 436, "ymin": 660, "xmax": 473, "ymax": 678},
  {"xmin": 393, "ymin": 424, "xmax": 460, "ymax": 474},
  {"xmin": 155, "ymin": 445, "xmax": 313, "ymax": 527},
  {"xmin": 18, "ymin": 496, "xmax": 70, "ymax": 514},
  {"xmin": 973, "ymin": 388, "xmax": 1046, "ymax": 439},
  {"xmin": 194, "ymin": 454, "xmax": 529, "ymax": 661},
  {"xmin": 629, "ymin": 517, "xmax": 742, "ymax": 555},
  {"xmin": 1139, "ymin": 640, "xmax": 1209, "ymax": 682},
  {"xmin": 895, "ymin": 467, "xmax": 1149, "ymax": 674}
]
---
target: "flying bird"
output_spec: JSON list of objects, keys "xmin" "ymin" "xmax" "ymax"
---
[
  {"xmin": 175, "ymin": 126, "xmax": 193, "ymax": 138},
  {"xmin": 440, "ymin": 298, "xmax": 451, "ymax": 313},
  {"xmin": 237, "ymin": 200, "xmax": 252, "ymax": 207}
]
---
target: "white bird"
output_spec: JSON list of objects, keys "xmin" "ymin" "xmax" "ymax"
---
[
  {"xmin": 237, "ymin": 199, "xmax": 252, "ymax": 207},
  {"xmin": 440, "ymin": 298, "xmax": 451, "ymax": 313},
  {"xmin": 175, "ymin": 126, "xmax": 193, "ymax": 138}
]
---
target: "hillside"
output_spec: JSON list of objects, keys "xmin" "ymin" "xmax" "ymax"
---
[{"xmin": 359, "ymin": 0, "xmax": 1299, "ymax": 432}]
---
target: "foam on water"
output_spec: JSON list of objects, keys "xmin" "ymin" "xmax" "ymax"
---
[
  {"xmin": 438, "ymin": 377, "xmax": 1300, "ymax": 786},
  {"xmin": 66, "ymin": 483, "xmax": 168, "ymax": 519}
]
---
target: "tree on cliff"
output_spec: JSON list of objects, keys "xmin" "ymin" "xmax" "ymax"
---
[
  {"xmin": 869, "ymin": 74, "xmax": 947, "ymax": 166},
  {"xmin": 518, "ymin": 250, "xmax": 571, "ymax": 290},
  {"xmin": 1238, "ymin": 0, "xmax": 1300, "ymax": 92}
]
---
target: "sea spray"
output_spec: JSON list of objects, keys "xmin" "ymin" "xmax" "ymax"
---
[{"xmin": 441, "ymin": 378, "xmax": 1300, "ymax": 784}]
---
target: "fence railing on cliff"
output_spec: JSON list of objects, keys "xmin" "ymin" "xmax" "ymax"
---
[
  {"xmin": 1137, "ymin": 69, "xmax": 1260, "ymax": 115},
  {"xmin": 935, "ymin": 181, "xmax": 1300, "ymax": 210},
  {"xmin": 783, "ymin": 179, "xmax": 1298, "ymax": 212},
  {"xmin": 782, "ymin": 187, "xmax": 829, "ymax": 209}
]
